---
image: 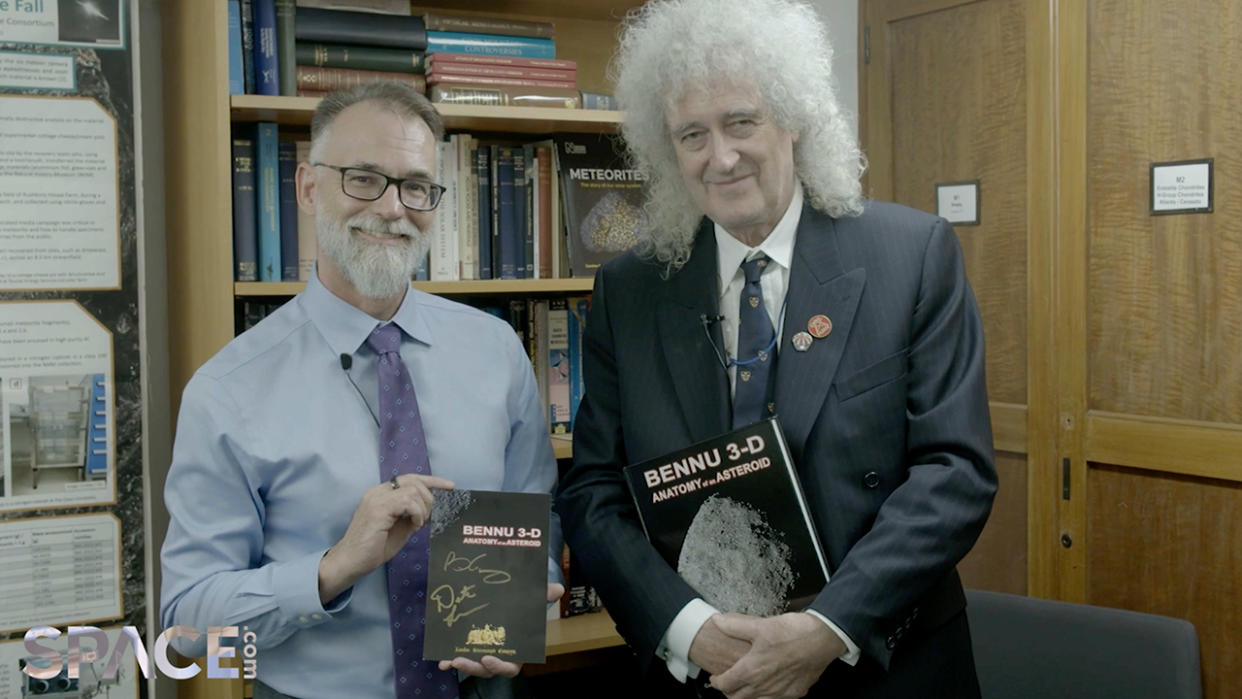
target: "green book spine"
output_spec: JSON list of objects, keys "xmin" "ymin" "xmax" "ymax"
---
[
  {"xmin": 275, "ymin": 0, "xmax": 297, "ymax": 95},
  {"xmin": 295, "ymin": 42, "xmax": 425, "ymax": 74}
]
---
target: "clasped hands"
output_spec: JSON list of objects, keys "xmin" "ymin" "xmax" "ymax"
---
[{"xmin": 689, "ymin": 611, "xmax": 846, "ymax": 699}]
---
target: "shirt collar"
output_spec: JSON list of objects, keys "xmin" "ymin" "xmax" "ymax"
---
[
  {"xmin": 301, "ymin": 265, "xmax": 433, "ymax": 356},
  {"xmin": 714, "ymin": 182, "xmax": 803, "ymax": 295}
]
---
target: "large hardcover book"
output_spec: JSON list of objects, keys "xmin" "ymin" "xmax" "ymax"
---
[
  {"xmin": 295, "ymin": 0, "xmax": 409, "ymax": 13},
  {"xmin": 546, "ymin": 299, "xmax": 570, "ymax": 434},
  {"xmin": 275, "ymin": 0, "xmax": 296, "ymax": 95},
  {"xmin": 623, "ymin": 418, "xmax": 830, "ymax": 616},
  {"xmin": 295, "ymin": 66, "xmax": 426, "ymax": 92},
  {"xmin": 428, "ymin": 83, "xmax": 580, "ymax": 109},
  {"xmin": 230, "ymin": 136, "xmax": 258, "ymax": 282},
  {"xmin": 296, "ymin": 8, "xmax": 428, "ymax": 50},
  {"xmin": 475, "ymin": 145, "xmax": 493, "ymax": 279},
  {"xmin": 255, "ymin": 122, "xmax": 282, "ymax": 282},
  {"xmin": 566, "ymin": 296, "xmax": 589, "ymax": 430},
  {"xmin": 295, "ymin": 141, "xmax": 317, "ymax": 280},
  {"xmin": 423, "ymin": 490, "xmax": 551, "ymax": 663},
  {"xmin": 277, "ymin": 141, "xmax": 299, "ymax": 281},
  {"xmin": 426, "ymin": 53, "xmax": 575, "ymax": 72},
  {"xmin": 425, "ymin": 31, "xmax": 555, "ymax": 60},
  {"xmin": 295, "ymin": 42, "xmax": 426, "ymax": 73},
  {"xmin": 241, "ymin": 0, "xmax": 256, "ymax": 93},
  {"xmin": 495, "ymin": 146, "xmax": 518, "ymax": 279},
  {"xmin": 554, "ymin": 134, "xmax": 645, "ymax": 278},
  {"xmin": 252, "ymin": 0, "xmax": 280, "ymax": 95},
  {"xmin": 427, "ymin": 61, "xmax": 575, "ymax": 83},
  {"xmin": 227, "ymin": 0, "xmax": 245, "ymax": 94},
  {"xmin": 422, "ymin": 12, "xmax": 555, "ymax": 39},
  {"xmin": 426, "ymin": 72, "xmax": 575, "ymax": 90}
]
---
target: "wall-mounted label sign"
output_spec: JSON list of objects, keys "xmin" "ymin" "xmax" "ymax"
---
[
  {"xmin": 935, "ymin": 180, "xmax": 980, "ymax": 225},
  {"xmin": 1150, "ymin": 159, "xmax": 1212, "ymax": 214}
]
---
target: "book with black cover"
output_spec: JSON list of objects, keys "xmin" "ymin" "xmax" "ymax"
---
[
  {"xmin": 623, "ymin": 417, "xmax": 830, "ymax": 616},
  {"xmin": 423, "ymin": 490, "xmax": 551, "ymax": 664},
  {"xmin": 553, "ymin": 134, "xmax": 646, "ymax": 278},
  {"xmin": 295, "ymin": 7, "xmax": 428, "ymax": 50}
]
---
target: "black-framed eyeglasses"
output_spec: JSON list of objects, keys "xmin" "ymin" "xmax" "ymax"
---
[{"xmin": 313, "ymin": 163, "xmax": 446, "ymax": 211}]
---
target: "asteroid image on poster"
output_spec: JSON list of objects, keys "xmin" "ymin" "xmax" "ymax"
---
[{"xmin": 676, "ymin": 494, "xmax": 796, "ymax": 616}]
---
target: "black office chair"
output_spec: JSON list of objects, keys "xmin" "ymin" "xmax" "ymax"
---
[{"xmin": 966, "ymin": 589, "xmax": 1202, "ymax": 699}]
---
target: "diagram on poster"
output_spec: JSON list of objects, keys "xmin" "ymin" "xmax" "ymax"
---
[
  {"xmin": 0, "ymin": 625, "xmax": 139, "ymax": 699},
  {"xmin": 0, "ymin": 301, "xmax": 113, "ymax": 511},
  {"xmin": 0, "ymin": 0, "xmax": 124, "ymax": 49},
  {"xmin": 0, "ymin": 95, "xmax": 120, "ymax": 290},
  {"xmin": 0, "ymin": 513, "xmax": 122, "ymax": 634}
]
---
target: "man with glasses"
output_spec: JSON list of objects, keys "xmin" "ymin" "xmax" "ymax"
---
[
  {"xmin": 161, "ymin": 82, "xmax": 561, "ymax": 699},
  {"xmin": 556, "ymin": 1, "xmax": 996, "ymax": 697}
]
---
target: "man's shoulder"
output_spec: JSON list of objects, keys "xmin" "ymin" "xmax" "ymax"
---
[
  {"xmin": 408, "ymin": 289, "xmax": 518, "ymax": 338},
  {"xmin": 836, "ymin": 199, "xmax": 943, "ymax": 237},
  {"xmin": 195, "ymin": 298, "xmax": 312, "ymax": 383}
]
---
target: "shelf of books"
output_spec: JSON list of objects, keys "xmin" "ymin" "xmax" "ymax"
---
[{"xmin": 232, "ymin": 94, "xmax": 623, "ymax": 133}]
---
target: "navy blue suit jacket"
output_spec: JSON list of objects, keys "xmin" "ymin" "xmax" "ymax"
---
[{"xmin": 556, "ymin": 200, "xmax": 997, "ymax": 685}]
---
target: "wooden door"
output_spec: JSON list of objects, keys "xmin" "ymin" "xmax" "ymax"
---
[
  {"xmin": 1071, "ymin": 2, "xmax": 1242, "ymax": 697},
  {"xmin": 862, "ymin": 0, "xmax": 1043, "ymax": 595}
]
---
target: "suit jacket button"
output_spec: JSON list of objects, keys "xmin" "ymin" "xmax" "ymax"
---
[
  {"xmin": 885, "ymin": 635, "xmax": 896, "ymax": 650},
  {"xmin": 863, "ymin": 471, "xmax": 880, "ymax": 488}
]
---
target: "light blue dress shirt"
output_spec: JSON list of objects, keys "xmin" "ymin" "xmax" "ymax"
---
[{"xmin": 160, "ymin": 271, "xmax": 560, "ymax": 698}]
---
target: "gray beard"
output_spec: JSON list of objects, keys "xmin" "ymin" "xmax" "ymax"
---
[{"xmin": 315, "ymin": 205, "xmax": 431, "ymax": 299}]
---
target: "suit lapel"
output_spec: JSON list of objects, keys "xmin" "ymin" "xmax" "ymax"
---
[
  {"xmin": 657, "ymin": 222, "xmax": 731, "ymax": 443},
  {"xmin": 775, "ymin": 205, "xmax": 866, "ymax": 458}
]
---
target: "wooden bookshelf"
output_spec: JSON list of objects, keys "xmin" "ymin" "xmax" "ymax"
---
[
  {"xmin": 162, "ymin": 1, "xmax": 630, "ymax": 416},
  {"xmin": 546, "ymin": 610, "xmax": 623, "ymax": 655}
]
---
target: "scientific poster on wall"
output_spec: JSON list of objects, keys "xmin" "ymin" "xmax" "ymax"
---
[
  {"xmin": 0, "ymin": 1, "xmax": 145, "ymax": 696},
  {"xmin": 0, "ymin": 625, "xmax": 140, "ymax": 699},
  {"xmin": 0, "ymin": 301, "xmax": 114, "ymax": 511},
  {"xmin": 0, "ymin": 513, "xmax": 122, "ymax": 633}
]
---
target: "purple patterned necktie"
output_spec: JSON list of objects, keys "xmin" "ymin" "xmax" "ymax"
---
[{"xmin": 367, "ymin": 324, "xmax": 458, "ymax": 699}]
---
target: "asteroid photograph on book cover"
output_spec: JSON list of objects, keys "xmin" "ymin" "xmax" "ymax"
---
[{"xmin": 624, "ymin": 418, "xmax": 830, "ymax": 615}]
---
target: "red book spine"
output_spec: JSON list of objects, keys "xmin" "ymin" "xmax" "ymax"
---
[
  {"xmin": 428, "ymin": 62, "xmax": 575, "ymax": 82},
  {"xmin": 426, "ymin": 73, "xmax": 575, "ymax": 90},
  {"xmin": 427, "ymin": 52, "xmax": 577, "ymax": 71}
]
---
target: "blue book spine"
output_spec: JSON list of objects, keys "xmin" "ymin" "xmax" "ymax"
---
[
  {"xmin": 425, "ymin": 31, "xmax": 555, "ymax": 59},
  {"xmin": 568, "ymin": 297, "xmax": 589, "ymax": 430},
  {"xmin": 227, "ymin": 0, "xmax": 244, "ymax": 94},
  {"xmin": 496, "ymin": 147, "xmax": 517, "ymax": 279},
  {"xmin": 278, "ymin": 141, "xmax": 299, "ymax": 280},
  {"xmin": 252, "ymin": 0, "xmax": 280, "ymax": 95},
  {"xmin": 414, "ymin": 252, "xmax": 429, "ymax": 281},
  {"xmin": 241, "ymin": 0, "xmax": 255, "ymax": 93},
  {"xmin": 231, "ymin": 135, "xmax": 258, "ymax": 281},
  {"xmin": 513, "ymin": 148, "xmax": 527, "ymax": 279},
  {"xmin": 255, "ymin": 123, "xmax": 282, "ymax": 282},
  {"xmin": 476, "ymin": 146, "xmax": 492, "ymax": 279}
]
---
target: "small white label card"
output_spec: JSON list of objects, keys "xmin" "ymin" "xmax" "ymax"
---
[
  {"xmin": 935, "ymin": 180, "xmax": 980, "ymax": 225},
  {"xmin": 1151, "ymin": 159, "xmax": 1212, "ymax": 214}
]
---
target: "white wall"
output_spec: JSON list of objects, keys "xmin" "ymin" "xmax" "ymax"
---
[{"xmin": 813, "ymin": 0, "xmax": 860, "ymax": 139}]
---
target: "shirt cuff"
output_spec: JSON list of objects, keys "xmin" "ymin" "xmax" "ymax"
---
[
  {"xmin": 657, "ymin": 598, "xmax": 719, "ymax": 682},
  {"xmin": 274, "ymin": 548, "xmax": 351, "ymax": 628},
  {"xmin": 805, "ymin": 610, "xmax": 861, "ymax": 666}
]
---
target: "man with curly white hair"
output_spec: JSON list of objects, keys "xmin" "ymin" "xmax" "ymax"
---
[{"xmin": 556, "ymin": 1, "xmax": 996, "ymax": 697}]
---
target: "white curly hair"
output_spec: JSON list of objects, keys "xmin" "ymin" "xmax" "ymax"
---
[{"xmin": 612, "ymin": 0, "xmax": 866, "ymax": 271}]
